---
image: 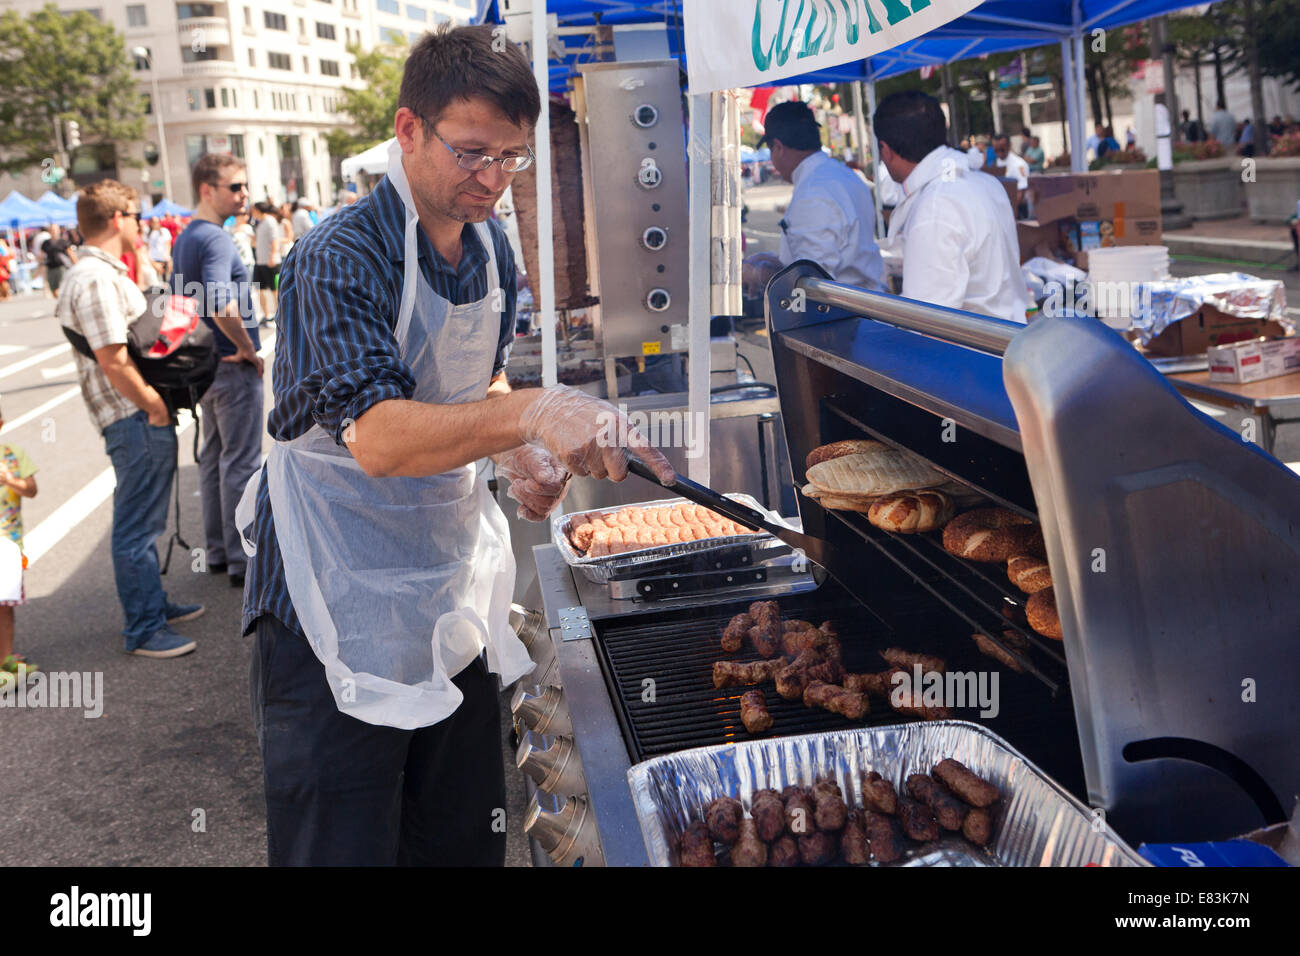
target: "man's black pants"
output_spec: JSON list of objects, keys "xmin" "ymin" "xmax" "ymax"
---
[{"xmin": 251, "ymin": 615, "xmax": 507, "ymax": 866}]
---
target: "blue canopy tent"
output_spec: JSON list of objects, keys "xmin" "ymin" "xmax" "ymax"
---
[
  {"xmin": 477, "ymin": 0, "xmax": 1213, "ymax": 169},
  {"xmin": 146, "ymin": 198, "xmax": 193, "ymax": 218},
  {"xmin": 0, "ymin": 191, "xmax": 51, "ymax": 230},
  {"xmin": 34, "ymin": 190, "xmax": 78, "ymax": 227}
]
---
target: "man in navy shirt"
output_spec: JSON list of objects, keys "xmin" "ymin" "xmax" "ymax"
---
[{"xmin": 170, "ymin": 154, "xmax": 263, "ymax": 589}]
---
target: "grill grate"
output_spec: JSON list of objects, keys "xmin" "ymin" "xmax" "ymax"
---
[{"xmin": 593, "ymin": 584, "xmax": 1087, "ymax": 798}]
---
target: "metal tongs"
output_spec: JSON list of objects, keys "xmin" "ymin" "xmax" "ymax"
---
[{"xmin": 626, "ymin": 457, "xmax": 853, "ymax": 591}]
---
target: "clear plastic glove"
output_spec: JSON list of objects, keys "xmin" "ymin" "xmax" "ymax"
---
[
  {"xmin": 492, "ymin": 444, "xmax": 571, "ymax": 522},
  {"xmin": 518, "ymin": 384, "xmax": 677, "ymax": 484}
]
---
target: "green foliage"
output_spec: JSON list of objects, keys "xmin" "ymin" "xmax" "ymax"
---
[
  {"xmin": 324, "ymin": 38, "xmax": 409, "ymax": 161},
  {"xmin": 0, "ymin": 3, "xmax": 146, "ymax": 177}
]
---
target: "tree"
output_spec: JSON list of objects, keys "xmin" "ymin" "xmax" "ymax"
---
[
  {"xmin": 0, "ymin": 3, "xmax": 145, "ymax": 193},
  {"xmin": 323, "ymin": 39, "xmax": 408, "ymax": 162}
]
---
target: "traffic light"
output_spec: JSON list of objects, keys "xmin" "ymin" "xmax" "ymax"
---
[{"xmin": 66, "ymin": 120, "xmax": 80, "ymax": 150}]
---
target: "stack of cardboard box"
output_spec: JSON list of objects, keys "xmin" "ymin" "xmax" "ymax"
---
[{"xmin": 1017, "ymin": 169, "xmax": 1163, "ymax": 270}]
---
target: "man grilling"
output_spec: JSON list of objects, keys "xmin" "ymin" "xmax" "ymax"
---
[{"xmin": 238, "ymin": 24, "xmax": 673, "ymax": 866}]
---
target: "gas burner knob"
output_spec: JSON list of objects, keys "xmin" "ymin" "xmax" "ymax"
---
[
  {"xmin": 508, "ymin": 603, "xmax": 547, "ymax": 651},
  {"xmin": 510, "ymin": 682, "xmax": 572, "ymax": 736},
  {"xmin": 645, "ymin": 288, "xmax": 671, "ymax": 312},
  {"xmin": 641, "ymin": 226, "xmax": 668, "ymax": 251},
  {"xmin": 631, "ymin": 103, "xmax": 659, "ymax": 128},
  {"xmin": 636, "ymin": 158, "xmax": 662, "ymax": 189},
  {"xmin": 516, "ymin": 730, "xmax": 587, "ymax": 796},
  {"xmin": 525, "ymin": 793, "xmax": 604, "ymax": 866}
]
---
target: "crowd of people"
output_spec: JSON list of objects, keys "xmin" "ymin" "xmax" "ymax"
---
[
  {"xmin": 1189, "ymin": 103, "xmax": 1299, "ymax": 156},
  {"xmin": 0, "ymin": 174, "xmax": 360, "ymax": 672}
]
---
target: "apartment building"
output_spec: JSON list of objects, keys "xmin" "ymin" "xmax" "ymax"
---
[{"xmin": 0, "ymin": 0, "xmax": 477, "ymax": 208}]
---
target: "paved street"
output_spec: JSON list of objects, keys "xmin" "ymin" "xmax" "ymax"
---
[{"xmin": 0, "ymin": 295, "xmax": 530, "ymax": 867}]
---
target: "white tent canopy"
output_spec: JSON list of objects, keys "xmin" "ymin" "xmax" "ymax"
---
[{"xmin": 341, "ymin": 138, "xmax": 394, "ymax": 180}]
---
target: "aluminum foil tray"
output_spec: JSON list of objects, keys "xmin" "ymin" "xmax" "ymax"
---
[
  {"xmin": 551, "ymin": 495, "xmax": 793, "ymax": 585},
  {"xmin": 628, "ymin": 720, "xmax": 1147, "ymax": 867}
]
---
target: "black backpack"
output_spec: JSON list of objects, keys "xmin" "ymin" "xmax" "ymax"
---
[{"xmin": 62, "ymin": 286, "xmax": 219, "ymax": 413}]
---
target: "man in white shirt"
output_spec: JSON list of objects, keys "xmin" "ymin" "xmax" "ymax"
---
[
  {"xmin": 750, "ymin": 101, "xmax": 885, "ymax": 292},
  {"xmin": 991, "ymin": 134, "xmax": 1030, "ymax": 192},
  {"xmin": 1209, "ymin": 100, "xmax": 1237, "ymax": 145},
  {"xmin": 873, "ymin": 91, "xmax": 1029, "ymax": 324},
  {"xmin": 290, "ymin": 200, "xmax": 315, "ymax": 238}
]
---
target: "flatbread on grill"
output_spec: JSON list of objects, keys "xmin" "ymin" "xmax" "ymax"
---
[{"xmin": 805, "ymin": 447, "xmax": 945, "ymax": 497}]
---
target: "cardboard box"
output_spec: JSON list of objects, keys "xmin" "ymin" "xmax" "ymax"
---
[
  {"xmin": 1029, "ymin": 169, "xmax": 1162, "ymax": 225},
  {"xmin": 1016, "ymin": 219, "xmax": 1070, "ymax": 263},
  {"xmin": 1207, "ymin": 336, "xmax": 1300, "ymax": 383},
  {"xmin": 1145, "ymin": 304, "xmax": 1290, "ymax": 357}
]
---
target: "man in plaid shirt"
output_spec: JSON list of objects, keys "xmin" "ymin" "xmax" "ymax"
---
[{"xmin": 56, "ymin": 180, "xmax": 203, "ymax": 657}]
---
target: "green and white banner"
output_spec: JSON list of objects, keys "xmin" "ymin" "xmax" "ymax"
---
[{"xmin": 683, "ymin": 0, "xmax": 983, "ymax": 93}]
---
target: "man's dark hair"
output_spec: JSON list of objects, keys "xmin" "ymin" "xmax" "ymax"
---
[
  {"xmin": 873, "ymin": 90, "xmax": 947, "ymax": 163},
  {"xmin": 191, "ymin": 152, "xmax": 244, "ymax": 202},
  {"xmin": 399, "ymin": 24, "xmax": 541, "ymax": 132},
  {"xmin": 992, "ymin": 133, "xmax": 1010, "ymax": 145}
]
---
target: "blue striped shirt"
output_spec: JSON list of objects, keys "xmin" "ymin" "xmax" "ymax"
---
[{"xmin": 241, "ymin": 174, "xmax": 516, "ymax": 638}]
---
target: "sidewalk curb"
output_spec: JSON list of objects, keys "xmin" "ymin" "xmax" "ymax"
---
[{"xmin": 1164, "ymin": 233, "xmax": 1293, "ymax": 267}]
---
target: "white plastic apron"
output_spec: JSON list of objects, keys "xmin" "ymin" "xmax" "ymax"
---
[{"xmin": 236, "ymin": 140, "xmax": 533, "ymax": 729}]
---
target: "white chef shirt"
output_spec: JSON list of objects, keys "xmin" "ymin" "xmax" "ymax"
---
[
  {"xmin": 995, "ymin": 150, "xmax": 1030, "ymax": 190},
  {"xmin": 778, "ymin": 151, "xmax": 885, "ymax": 292},
  {"xmin": 886, "ymin": 145, "xmax": 1029, "ymax": 324}
]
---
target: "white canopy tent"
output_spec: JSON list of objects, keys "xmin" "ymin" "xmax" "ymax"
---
[{"xmin": 340, "ymin": 138, "xmax": 395, "ymax": 180}]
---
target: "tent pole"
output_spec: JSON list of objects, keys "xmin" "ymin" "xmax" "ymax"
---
[
  {"xmin": 864, "ymin": 79, "xmax": 883, "ymax": 242},
  {"xmin": 851, "ymin": 79, "xmax": 869, "ymax": 170},
  {"xmin": 532, "ymin": 0, "xmax": 557, "ymax": 388},
  {"xmin": 687, "ymin": 91, "xmax": 712, "ymax": 485},
  {"xmin": 1072, "ymin": 32, "xmax": 1087, "ymax": 172}
]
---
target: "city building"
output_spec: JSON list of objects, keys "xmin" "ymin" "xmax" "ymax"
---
[{"xmin": 0, "ymin": 0, "xmax": 477, "ymax": 209}]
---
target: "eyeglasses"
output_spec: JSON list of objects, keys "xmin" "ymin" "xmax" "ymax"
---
[
  {"xmin": 223, "ymin": 182, "xmax": 249, "ymax": 193},
  {"xmin": 119, "ymin": 210, "xmax": 142, "ymax": 222},
  {"xmin": 427, "ymin": 126, "xmax": 534, "ymax": 173}
]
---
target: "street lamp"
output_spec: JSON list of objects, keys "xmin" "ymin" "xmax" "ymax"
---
[{"xmin": 133, "ymin": 46, "xmax": 173, "ymax": 201}]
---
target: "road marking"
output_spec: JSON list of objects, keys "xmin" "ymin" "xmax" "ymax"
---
[
  {"xmin": 0, "ymin": 345, "xmax": 24, "ymax": 356},
  {"xmin": 24, "ymin": 410, "xmax": 196, "ymax": 568},
  {"xmin": 40, "ymin": 361, "xmax": 76, "ymax": 380},
  {"xmin": 0, "ymin": 386, "xmax": 79, "ymax": 436},
  {"xmin": 0, "ymin": 343, "xmax": 70, "ymax": 382}
]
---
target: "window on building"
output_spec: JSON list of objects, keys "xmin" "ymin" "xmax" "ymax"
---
[
  {"xmin": 350, "ymin": 63, "xmax": 359, "ymax": 79},
  {"xmin": 433, "ymin": 12, "xmax": 448, "ymax": 23},
  {"xmin": 377, "ymin": 0, "xmax": 399, "ymax": 13},
  {"xmin": 380, "ymin": 26, "xmax": 403, "ymax": 44},
  {"xmin": 133, "ymin": 47, "xmax": 150, "ymax": 70},
  {"xmin": 248, "ymin": 49, "xmax": 256, "ymax": 66},
  {"xmin": 408, "ymin": 30, "xmax": 421, "ymax": 41},
  {"xmin": 221, "ymin": 88, "xmax": 229, "ymax": 107},
  {"xmin": 253, "ymin": 89, "xmax": 259, "ymax": 109},
  {"xmin": 187, "ymin": 89, "xmax": 201, "ymax": 111},
  {"xmin": 320, "ymin": 59, "xmax": 340, "ymax": 76},
  {"xmin": 178, "ymin": 4, "xmax": 216, "ymax": 17},
  {"xmin": 205, "ymin": 88, "xmax": 216, "ymax": 109},
  {"xmin": 244, "ymin": 6, "xmax": 252, "ymax": 27},
  {"xmin": 298, "ymin": 17, "xmax": 306, "ymax": 34},
  {"xmin": 182, "ymin": 47, "xmax": 217, "ymax": 62},
  {"xmin": 303, "ymin": 55, "xmax": 311, "ymax": 72},
  {"xmin": 186, "ymin": 134, "xmax": 207, "ymax": 168},
  {"xmin": 268, "ymin": 52, "xmax": 292, "ymax": 70},
  {"xmin": 407, "ymin": 4, "xmax": 426, "ymax": 20},
  {"xmin": 229, "ymin": 134, "xmax": 245, "ymax": 159},
  {"xmin": 126, "ymin": 4, "xmax": 147, "ymax": 26},
  {"xmin": 264, "ymin": 11, "xmax": 287, "ymax": 30},
  {"xmin": 142, "ymin": 92, "xmax": 152, "ymax": 115},
  {"xmin": 316, "ymin": 22, "xmax": 336, "ymax": 39},
  {"xmin": 307, "ymin": 95, "xmax": 313, "ymax": 112}
]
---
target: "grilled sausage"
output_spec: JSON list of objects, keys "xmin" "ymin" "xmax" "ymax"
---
[
  {"xmin": 932, "ymin": 758, "xmax": 1000, "ymax": 808},
  {"xmin": 712, "ymin": 657, "xmax": 788, "ymax": 689},
  {"xmin": 841, "ymin": 809, "xmax": 871, "ymax": 865},
  {"xmin": 812, "ymin": 778, "xmax": 848, "ymax": 832},
  {"xmin": 679, "ymin": 820, "xmax": 717, "ymax": 867},
  {"xmin": 879, "ymin": 647, "xmax": 946, "ymax": 674},
  {"xmin": 705, "ymin": 796, "xmax": 743, "ymax": 845},
  {"xmin": 906, "ymin": 773, "xmax": 970, "ymax": 831},
  {"xmin": 720, "ymin": 612, "xmax": 753, "ymax": 653},
  {"xmin": 797, "ymin": 830, "xmax": 837, "ymax": 866},
  {"xmin": 739, "ymin": 689, "xmax": 773, "ymax": 733},
  {"xmin": 768, "ymin": 834, "xmax": 800, "ymax": 867},
  {"xmin": 748, "ymin": 617, "xmax": 783, "ymax": 659},
  {"xmin": 730, "ymin": 818, "xmax": 768, "ymax": 867},
  {"xmin": 861, "ymin": 770, "xmax": 899, "ymax": 815},
  {"xmin": 897, "ymin": 796, "xmax": 941, "ymax": 842},
  {"xmin": 864, "ymin": 811, "xmax": 907, "ymax": 862},
  {"xmin": 751, "ymin": 789, "xmax": 785, "ymax": 842},
  {"xmin": 748, "ymin": 600, "xmax": 781, "ymax": 622},
  {"xmin": 962, "ymin": 806, "xmax": 995, "ymax": 846},
  {"xmin": 783, "ymin": 786, "xmax": 815, "ymax": 836},
  {"xmin": 803, "ymin": 680, "xmax": 869, "ymax": 720}
]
